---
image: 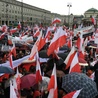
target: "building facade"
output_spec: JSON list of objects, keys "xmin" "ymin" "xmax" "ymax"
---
[
  {"xmin": 84, "ymin": 8, "xmax": 98, "ymax": 27},
  {"xmin": 84, "ymin": 8, "xmax": 98, "ymax": 18},
  {"xmin": 0, "ymin": 0, "xmax": 66, "ymax": 26},
  {"xmin": 1, "ymin": 0, "xmax": 98, "ymax": 28}
]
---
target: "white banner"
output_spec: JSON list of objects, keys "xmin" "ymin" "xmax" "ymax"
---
[
  {"xmin": 95, "ymin": 33, "xmax": 98, "ymax": 44},
  {"xmin": 74, "ymin": 25, "xmax": 95, "ymax": 36}
]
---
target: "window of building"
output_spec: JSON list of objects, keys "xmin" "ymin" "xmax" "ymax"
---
[{"xmin": 2, "ymin": 14, "xmax": 4, "ymax": 17}]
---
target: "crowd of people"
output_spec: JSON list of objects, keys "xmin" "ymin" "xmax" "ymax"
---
[{"xmin": 0, "ymin": 22, "xmax": 98, "ymax": 98}]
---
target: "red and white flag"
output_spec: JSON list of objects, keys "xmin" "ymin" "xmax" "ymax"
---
[
  {"xmin": 13, "ymin": 67, "xmax": 21, "ymax": 98},
  {"xmin": 91, "ymin": 16, "xmax": 96, "ymax": 25},
  {"xmin": 28, "ymin": 31, "xmax": 42, "ymax": 60},
  {"xmin": 78, "ymin": 51, "xmax": 85, "ymax": 60},
  {"xmin": 38, "ymin": 35, "xmax": 46, "ymax": 51},
  {"xmin": 15, "ymin": 67, "xmax": 21, "ymax": 90},
  {"xmin": 67, "ymin": 36, "xmax": 72, "ymax": 48},
  {"xmin": 17, "ymin": 22, "xmax": 21, "ymax": 30},
  {"xmin": 52, "ymin": 18, "xmax": 61, "ymax": 24},
  {"xmin": 0, "ymin": 32, "xmax": 6, "ymax": 40},
  {"xmin": 0, "ymin": 26, "xmax": 2, "ymax": 31},
  {"xmin": 48, "ymin": 64, "xmax": 58, "ymax": 98},
  {"xmin": 64, "ymin": 46, "xmax": 76, "ymax": 69},
  {"xmin": 63, "ymin": 89, "xmax": 82, "ymax": 98},
  {"xmin": 69, "ymin": 52, "xmax": 81, "ymax": 73},
  {"xmin": 8, "ymin": 53, "xmax": 13, "ymax": 68},
  {"xmin": 47, "ymin": 27, "xmax": 67, "ymax": 56},
  {"xmin": 33, "ymin": 29, "xmax": 40, "ymax": 37},
  {"xmin": 10, "ymin": 28, "xmax": 17, "ymax": 34},
  {"xmin": 45, "ymin": 27, "xmax": 52, "ymax": 41},
  {"xmin": 8, "ymin": 35, "xmax": 13, "ymax": 45},
  {"xmin": 28, "ymin": 43, "xmax": 38, "ymax": 60},
  {"xmin": 10, "ymin": 81, "xmax": 17, "ymax": 98},
  {"xmin": 2, "ymin": 24, "xmax": 8, "ymax": 33},
  {"xmin": 10, "ymin": 45, "xmax": 16, "ymax": 58},
  {"xmin": 76, "ymin": 34, "xmax": 83, "ymax": 51},
  {"xmin": 35, "ymin": 52, "xmax": 42, "ymax": 83}
]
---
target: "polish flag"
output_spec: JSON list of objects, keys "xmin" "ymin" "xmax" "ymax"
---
[
  {"xmin": 28, "ymin": 31, "xmax": 42, "ymax": 60},
  {"xmin": 15, "ymin": 67, "xmax": 21, "ymax": 90},
  {"xmin": 2, "ymin": 24, "xmax": 8, "ymax": 33},
  {"xmin": 10, "ymin": 45, "xmax": 16, "ymax": 58},
  {"xmin": 10, "ymin": 28, "xmax": 17, "ymax": 34},
  {"xmin": 38, "ymin": 35, "xmax": 46, "ymax": 51},
  {"xmin": 0, "ymin": 26, "xmax": 2, "ymax": 31},
  {"xmin": 33, "ymin": 24, "xmax": 39, "ymax": 30},
  {"xmin": 91, "ymin": 16, "xmax": 96, "ymax": 25},
  {"xmin": 52, "ymin": 25, "xmax": 57, "ymax": 32},
  {"xmin": 14, "ymin": 67, "xmax": 21, "ymax": 98},
  {"xmin": 10, "ymin": 81, "xmax": 17, "ymax": 98},
  {"xmin": 74, "ymin": 24, "xmax": 76, "ymax": 29},
  {"xmin": 8, "ymin": 35, "xmax": 13, "ymax": 45},
  {"xmin": 47, "ymin": 27, "xmax": 67, "ymax": 56},
  {"xmin": 67, "ymin": 36, "xmax": 72, "ymax": 48},
  {"xmin": 33, "ymin": 29, "xmax": 40, "ymax": 37},
  {"xmin": 48, "ymin": 64, "xmax": 58, "ymax": 98},
  {"xmin": 64, "ymin": 46, "xmax": 76, "ymax": 69},
  {"xmin": 45, "ymin": 27, "xmax": 52, "ymax": 41},
  {"xmin": 0, "ymin": 32, "xmax": 6, "ymax": 40},
  {"xmin": 17, "ymin": 22, "xmax": 21, "ymax": 30},
  {"xmin": 52, "ymin": 18, "xmax": 61, "ymax": 24},
  {"xmin": 69, "ymin": 52, "xmax": 81, "ymax": 73},
  {"xmin": 35, "ymin": 52, "xmax": 42, "ymax": 83},
  {"xmin": 78, "ymin": 50, "xmax": 85, "ymax": 59},
  {"xmin": 28, "ymin": 44, "xmax": 38, "ymax": 60},
  {"xmin": 76, "ymin": 34, "xmax": 83, "ymax": 51},
  {"xmin": 63, "ymin": 89, "xmax": 82, "ymax": 98},
  {"xmin": 8, "ymin": 53, "xmax": 13, "ymax": 69}
]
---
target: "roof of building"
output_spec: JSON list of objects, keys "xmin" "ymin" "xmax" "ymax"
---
[{"xmin": 85, "ymin": 8, "xmax": 98, "ymax": 12}]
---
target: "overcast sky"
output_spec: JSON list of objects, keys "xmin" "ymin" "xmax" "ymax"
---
[{"xmin": 17, "ymin": 0, "xmax": 98, "ymax": 15}]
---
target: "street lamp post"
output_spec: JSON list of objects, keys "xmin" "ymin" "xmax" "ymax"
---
[
  {"xmin": 6, "ymin": 3, "xmax": 9, "ymax": 25},
  {"xmin": 21, "ymin": 0, "xmax": 23, "ymax": 31},
  {"xmin": 67, "ymin": 3, "xmax": 72, "ymax": 28}
]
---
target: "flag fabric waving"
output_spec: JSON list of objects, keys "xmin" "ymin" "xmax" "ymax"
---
[
  {"xmin": 10, "ymin": 81, "xmax": 17, "ymax": 98},
  {"xmin": 38, "ymin": 34, "xmax": 46, "ymax": 51},
  {"xmin": 10, "ymin": 28, "xmax": 17, "ymax": 35},
  {"xmin": 0, "ymin": 32, "xmax": 6, "ymax": 40},
  {"xmin": 47, "ymin": 27, "xmax": 67, "ymax": 56},
  {"xmin": 28, "ymin": 31, "xmax": 42, "ymax": 60},
  {"xmin": 76, "ymin": 34, "xmax": 83, "ymax": 51},
  {"xmin": 69, "ymin": 52, "xmax": 81, "ymax": 73},
  {"xmin": 33, "ymin": 29, "xmax": 40, "ymax": 37},
  {"xmin": 63, "ymin": 89, "xmax": 82, "ymax": 98},
  {"xmin": 52, "ymin": 18, "xmax": 61, "ymax": 24},
  {"xmin": 64, "ymin": 46, "xmax": 76, "ymax": 69},
  {"xmin": 17, "ymin": 22, "xmax": 21, "ymax": 30},
  {"xmin": 13, "ymin": 68, "xmax": 21, "ymax": 98},
  {"xmin": 35, "ymin": 52, "xmax": 42, "ymax": 83},
  {"xmin": 48, "ymin": 64, "xmax": 58, "ymax": 98},
  {"xmin": 8, "ymin": 53, "xmax": 13, "ymax": 69},
  {"xmin": 10, "ymin": 45, "xmax": 16, "ymax": 58}
]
